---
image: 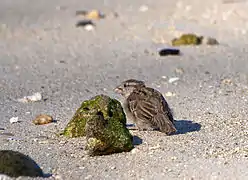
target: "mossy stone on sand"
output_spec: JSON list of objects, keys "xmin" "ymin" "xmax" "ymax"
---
[
  {"xmin": 63, "ymin": 94, "xmax": 133, "ymax": 156},
  {"xmin": 0, "ymin": 150, "xmax": 43, "ymax": 178},
  {"xmin": 172, "ymin": 34, "xmax": 203, "ymax": 46}
]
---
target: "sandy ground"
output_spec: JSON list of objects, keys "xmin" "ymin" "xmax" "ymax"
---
[{"xmin": 1, "ymin": 0, "xmax": 248, "ymax": 179}]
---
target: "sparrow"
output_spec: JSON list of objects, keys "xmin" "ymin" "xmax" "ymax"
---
[{"xmin": 114, "ymin": 79, "xmax": 177, "ymax": 135}]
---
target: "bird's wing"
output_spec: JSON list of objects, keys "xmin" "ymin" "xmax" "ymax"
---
[
  {"xmin": 127, "ymin": 87, "xmax": 176, "ymax": 134},
  {"xmin": 127, "ymin": 87, "xmax": 162, "ymax": 121}
]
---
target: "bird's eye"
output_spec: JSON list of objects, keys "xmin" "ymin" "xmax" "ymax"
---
[{"xmin": 124, "ymin": 84, "xmax": 127, "ymax": 87}]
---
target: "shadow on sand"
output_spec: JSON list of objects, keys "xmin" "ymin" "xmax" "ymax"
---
[
  {"xmin": 126, "ymin": 124, "xmax": 143, "ymax": 146},
  {"xmin": 174, "ymin": 120, "xmax": 201, "ymax": 135},
  {"xmin": 127, "ymin": 120, "xmax": 200, "ymax": 144},
  {"xmin": 132, "ymin": 135, "xmax": 143, "ymax": 145}
]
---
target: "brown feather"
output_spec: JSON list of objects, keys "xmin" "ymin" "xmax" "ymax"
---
[
  {"xmin": 115, "ymin": 79, "xmax": 176, "ymax": 134},
  {"xmin": 126, "ymin": 85, "xmax": 176, "ymax": 134}
]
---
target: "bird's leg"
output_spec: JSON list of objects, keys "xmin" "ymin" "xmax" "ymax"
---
[{"xmin": 135, "ymin": 119, "xmax": 158, "ymax": 131}]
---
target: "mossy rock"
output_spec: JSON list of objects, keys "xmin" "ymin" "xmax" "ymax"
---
[
  {"xmin": 0, "ymin": 150, "xmax": 43, "ymax": 178},
  {"xmin": 172, "ymin": 34, "xmax": 203, "ymax": 46},
  {"xmin": 63, "ymin": 94, "xmax": 133, "ymax": 156}
]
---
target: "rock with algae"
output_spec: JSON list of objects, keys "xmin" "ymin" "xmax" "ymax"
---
[
  {"xmin": 0, "ymin": 150, "xmax": 43, "ymax": 178},
  {"xmin": 63, "ymin": 94, "xmax": 133, "ymax": 156},
  {"xmin": 172, "ymin": 33, "xmax": 203, "ymax": 46}
]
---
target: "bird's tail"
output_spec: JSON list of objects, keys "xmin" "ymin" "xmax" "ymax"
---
[{"xmin": 153, "ymin": 114, "xmax": 177, "ymax": 135}]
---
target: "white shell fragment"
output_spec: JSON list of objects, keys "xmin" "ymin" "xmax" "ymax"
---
[
  {"xmin": 165, "ymin": 92, "xmax": 176, "ymax": 97},
  {"xmin": 84, "ymin": 24, "xmax": 95, "ymax": 31},
  {"xmin": 131, "ymin": 148, "xmax": 139, "ymax": 154},
  {"xmin": 17, "ymin": 92, "xmax": 42, "ymax": 103},
  {"xmin": 9, "ymin": 117, "xmax": 19, "ymax": 124},
  {"xmin": 139, "ymin": 5, "xmax": 148, "ymax": 12},
  {"xmin": 168, "ymin": 77, "xmax": 179, "ymax": 83}
]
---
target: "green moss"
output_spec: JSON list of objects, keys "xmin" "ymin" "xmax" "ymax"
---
[
  {"xmin": 63, "ymin": 95, "xmax": 106, "ymax": 137},
  {"xmin": 86, "ymin": 137, "xmax": 106, "ymax": 153},
  {"xmin": 63, "ymin": 94, "xmax": 133, "ymax": 156},
  {"xmin": 172, "ymin": 34, "xmax": 203, "ymax": 46},
  {"xmin": 0, "ymin": 150, "xmax": 43, "ymax": 178}
]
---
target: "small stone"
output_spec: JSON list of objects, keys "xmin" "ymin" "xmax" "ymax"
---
[
  {"xmin": 168, "ymin": 77, "xmax": 179, "ymax": 83},
  {"xmin": 224, "ymin": 161, "xmax": 228, "ymax": 165},
  {"xmin": 86, "ymin": 10, "xmax": 104, "ymax": 19},
  {"xmin": 221, "ymin": 78, "xmax": 232, "ymax": 85},
  {"xmin": 76, "ymin": 10, "xmax": 104, "ymax": 20},
  {"xmin": 172, "ymin": 34, "xmax": 203, "ymax": 46},
  {"xmin": 110, "ymin": 166, "xmax": 116, "ymax": 170},
  {"xmin": 9, "ymin": 117, "xmax": 19, "ymax": 124},
  {"xmin": 158, "ymin": 48, "xmax": 180, "ymax": 56},
  {"xmin": 76, "ymin": 20, "xmax": 95, "ymax": 28},
  {"xmin": 175, "ymin": 68, "xmax": 184, "ymax": 74},
  {"xmin": 33, "ymin": 114, "xmax": 53, "ymax": 125}
]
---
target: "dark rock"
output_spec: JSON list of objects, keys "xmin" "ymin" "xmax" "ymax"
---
[
  {"xmin": 159, "ymin": 48, "xmax": 180, "ymax": 56},
  {"xmin": 76, "ymin": 20, "xmax": 95, "ymax": 27},
  {"xmin": 0, "ymin": 150, "xmax": 43, "ymax": 178}
]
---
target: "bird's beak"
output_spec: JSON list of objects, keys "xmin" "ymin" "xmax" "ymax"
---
[{"xmin": 114, "ymin": 87, "xmax": 122, "ymax": 94}]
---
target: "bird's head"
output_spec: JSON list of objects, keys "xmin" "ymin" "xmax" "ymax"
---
[{"xmin": 114, "ymin": 79, "xmax": 145, "ymax": 98}]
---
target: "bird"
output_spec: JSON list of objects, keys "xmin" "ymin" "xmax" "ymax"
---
[{"xmin": 114, "ymin": 79, "xmax": 177, "ymax": 135}]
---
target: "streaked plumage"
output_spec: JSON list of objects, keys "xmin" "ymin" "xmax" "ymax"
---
[{"xmin": 114, "ymin": 79, "xmax": 176, "ymax": 135}]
